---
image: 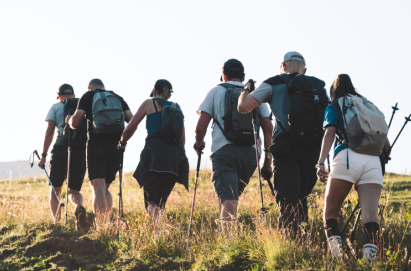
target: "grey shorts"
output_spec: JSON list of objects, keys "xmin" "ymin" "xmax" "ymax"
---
[{"xmin": 211, "ymin": 144, "xmax": 257, "ymax": 203}]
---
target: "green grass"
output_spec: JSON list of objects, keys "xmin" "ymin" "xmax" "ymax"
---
[{"xmin": 1, "ymin": 171, "xmax": 411, "ymax": 270}]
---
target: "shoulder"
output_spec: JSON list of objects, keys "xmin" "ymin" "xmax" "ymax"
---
[{"xmin": 263, "ymin": 75, "xmax": 284, "ymax": 87}]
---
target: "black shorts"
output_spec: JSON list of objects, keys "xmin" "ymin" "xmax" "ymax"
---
[
  {"xmin": 87, "ymin": 138, "xmax": 121, "ymax": 184},
  {"xmin": 211, "ymin": 144, "xmax": 257, "ymax": 203},
  {"xmin": 49, "ymin": 145, "xmax": 86, "ymax": 191},
  {"xmin": 143, "ymin": 172, "xmax": 177, "ymax": 210}
]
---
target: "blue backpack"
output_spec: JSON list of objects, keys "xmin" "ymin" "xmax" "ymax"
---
[{"xmin": 152, "ymin": 98, "xmax": 184, "ymax": 145}]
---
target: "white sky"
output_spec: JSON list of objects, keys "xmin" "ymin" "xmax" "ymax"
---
[{"xmin": 0, "ymin": 0, "xmax": 410, "ymax": 174}]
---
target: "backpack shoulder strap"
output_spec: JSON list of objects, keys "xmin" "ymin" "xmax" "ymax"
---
[
  {"xmin": 218, "ymin": 83, "xmax": 243, "ymax": 89},
  {"xmin": 279, "ymin": 74, "xmax": 292, "ymax": 86},
  {"xmin": 152, "ymin": 99, "xmax": 158, "ymax": 112},
  {"xmin": 152, "ymin": 98, "xmax": 168, "ymax": 107}
]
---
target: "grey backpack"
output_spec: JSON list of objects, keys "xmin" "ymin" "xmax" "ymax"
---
[
  {"xmin": 92, "ymin": 90, "xmax": 125, "ymax": 135},
  {"xmin": 337, "ymin": 94, "xmax": 388, "ymax": 156},
  {"xmin": 214, "ymin": 83, "xmax": 260, "ymax": 146}
]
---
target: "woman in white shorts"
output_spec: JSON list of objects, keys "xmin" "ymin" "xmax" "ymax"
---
[{"xmin": 316, "ymin": 74, "xmax": 390, "ymax": 263}]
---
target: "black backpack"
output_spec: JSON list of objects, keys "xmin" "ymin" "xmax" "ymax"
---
[
  {"xmin": 55, "ymin": 98, "xmax": 87, "ymax": 149},
  {"xmin": 280, "ymin": 74, "xmax": 328, "ymax": 148},
  {"xmin": 214, "ymin": 83, "xmax": 260, "ymax": 146},
  {"xmin": 153, "ymin": 98, "xmax": 184, "ymax": 145}
]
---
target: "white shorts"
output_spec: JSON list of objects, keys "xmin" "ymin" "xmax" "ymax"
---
[{"xmin": 330, "ymin": 148, "xmax": 383, "ymax": 187}]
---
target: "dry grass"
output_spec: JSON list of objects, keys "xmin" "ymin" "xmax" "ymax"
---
[{"xmin": 1, "ymin": 170, "xmax": 411, "ymax": 270}]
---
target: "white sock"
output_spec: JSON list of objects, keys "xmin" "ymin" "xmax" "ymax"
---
[
  {"xmin": 327, "ymin": 236, "xmax": 343, "ymax": 258},
  {"xmin": 363, "ymin": 243, "xmax": 378, "ymax": 263}
]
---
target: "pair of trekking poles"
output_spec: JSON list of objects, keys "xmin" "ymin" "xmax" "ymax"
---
[
  {"xmin": 187, "ymin": 80, "xmax": 269, "ymax": 243},
  {"xmin": 30, "ymin": 130, "xmax": 126, "ymax": 236},
  {"xmin": 340, "ymin": 102, "xmax": 411, "ymax": 242}
]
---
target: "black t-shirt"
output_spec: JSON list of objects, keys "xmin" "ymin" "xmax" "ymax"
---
[{"xmin": 77, "ymin": 89, "xmax": 130, "ymax": 141}]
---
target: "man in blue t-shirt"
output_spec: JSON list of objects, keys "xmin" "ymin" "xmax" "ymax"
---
[{"xmin": 38, "ymin": 84, "xmax": 87, "ymax": 232}]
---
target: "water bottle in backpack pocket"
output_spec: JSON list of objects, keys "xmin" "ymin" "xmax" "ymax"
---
[
  {"xmin": 92, "ymin": 91, "xmax": 125, "ymax": 135},
  {"xmin": 214, "ymin": 83, "xmax": 259, "ymax": 146}
]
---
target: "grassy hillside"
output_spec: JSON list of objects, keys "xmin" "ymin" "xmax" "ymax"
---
[{"xmin": 0, "ymin": 171, "xmax": 411, "ymax": 270}]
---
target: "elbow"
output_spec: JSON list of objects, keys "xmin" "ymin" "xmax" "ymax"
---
[{"xmin": 237, "ymin": 104, "xmax": 248, "ymax": 114}]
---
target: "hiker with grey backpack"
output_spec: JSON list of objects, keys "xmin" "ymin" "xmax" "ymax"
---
[
  {"xmin": 37, "ymin": 84, "xmax": 88, "ymax": 232},
  {"xmin": 118, "ymin": 79, "xmax": 189, "ymax": 236},
  {"xmin": 195, "ymin": 59, "xmax": 273, "ymax": 232},
  {"xmin": 316, "ymin": 74, "xmax": 391, "ymax": 263},
  {"xmin": 69, "ymin": 79, "xmax": 133, "ymax": 228}
]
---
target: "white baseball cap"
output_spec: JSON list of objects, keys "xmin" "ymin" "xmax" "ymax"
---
[{"xmin": 283, "ymin": 51, "xmax": 305, "ymax": 65}]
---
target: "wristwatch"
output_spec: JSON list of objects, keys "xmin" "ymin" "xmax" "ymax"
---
[
  {"xmin": 315, "ymin": 163, "xmax": 325, "ymax": 169},
  {"xmin": 41, "ymin": 153, "xmax": 47, "ymax": 158}
]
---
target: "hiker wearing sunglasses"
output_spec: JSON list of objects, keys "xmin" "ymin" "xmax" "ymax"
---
[
  {"xmin": 317, "ymin": 74, "xmax": 391, "ymax": 263},
  {"xmin": 195, "ymin": 59, "xmax": 273, "ymax": 229},
  {"xmin": 119, "ymin": 79, "xmax": 189, "ymax": 235},
  {"xmin": 238, "ymin": 52, "xmax": 328, "ymax": 236},
  {"xmin": 38, "ymin": 84, "xmax": 87, "ymax": 231},
  {"xmin": 69, "ymin": 79, "xmax": 133, "ymax": 228}
]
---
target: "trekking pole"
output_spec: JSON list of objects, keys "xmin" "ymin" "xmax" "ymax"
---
[
  {"xmin": 350, "ymin": 208, "xmax": 361, "ymax": 243},
  {"xmin": 65, "ymin": 129, "xmax": 71, "ymax": 225},
  {"xmin": 341, "ymin": 203, "xmax": 360, "ymax": 234},
  {"xmin": 187, "ymin": 144, "xmax": 203, "ymax": 244},
  {"xmin": 388, "ymin": 113, "xmax": 411, "ymax": 154},
  {"xmin": 388, "ymin": 103, "xmax": 399, "ymax": 130},
  {"xmin": 248, "ymin": 80, "xmax": 268, "ymax": 221},
  {"xmin": 117, "ymin": 148, "xmax": 125, "ymax": 238},
  {"xmin": 29, "ymin": 150, "xmax": 65, "ymax": 209}
]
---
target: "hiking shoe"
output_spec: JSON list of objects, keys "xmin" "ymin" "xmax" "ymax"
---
[{"xmin": 75, "ymin": 205, "xmax": 89, "ymax": 234}]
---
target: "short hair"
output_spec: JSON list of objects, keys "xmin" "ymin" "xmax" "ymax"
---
[
  {"xmin": 89, "ymin": 78, "xmax": 105, "ymax": 89},
  {"xmin": 225, "ymin": 71, "xmax": 245, "ymax": 81}
]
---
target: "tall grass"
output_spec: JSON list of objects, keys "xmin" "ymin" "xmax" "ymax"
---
[{"xmin": 1, "ymin": 171, "xmax": 411, "ymax": 270}]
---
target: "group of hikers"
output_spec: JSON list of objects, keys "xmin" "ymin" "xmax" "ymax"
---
[{"xmin": 38, "ymin": 51, "xmax": 391, "ymax": 263}]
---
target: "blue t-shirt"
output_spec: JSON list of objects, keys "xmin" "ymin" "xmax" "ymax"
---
[
  {"xmin": 323, "ymin": 104, "xmax": 347, "ymax": 158},
  {"xmin": 146, "ymin": 99, "xmax": 174, "ymax": 135}
]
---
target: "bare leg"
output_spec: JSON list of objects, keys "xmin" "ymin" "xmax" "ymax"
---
[
  {"xmin": 323, "ymin": 178, "xmax": 353, "ymax": 221},
  {"xmin": 68, "ymin": 189, "xmax": 83, "ymax": 208},
  {"xmin": 105, "ymin": 183, "xmax": 113, "ymax": 220},
  {"xmin": 147, "ymin": 203, "xmax": 161, "ymax": 234},
  {"xmin": 49, "ymin": 187, "xmax": 63, "ymax": 223},
  {"xmin": 89, "ymin": 178, "xmax": 106, "ymax": 225},
  {"xmin": 221, "ymin": 200, "xmax": 238, "ymax": 221}
]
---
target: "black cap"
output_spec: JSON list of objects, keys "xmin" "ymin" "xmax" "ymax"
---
[
  {"xmin": 220, "ymin": 59, "xmax": 244, "ymax": 82},
  {"xmin": 150, "ymin": 79, "xmax": 173, "ymax": 97},
  {"xmin": 57, "ymin": 83, "xmax": 74, "ymax": 99}
]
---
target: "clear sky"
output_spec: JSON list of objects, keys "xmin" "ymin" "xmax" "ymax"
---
[{"xmin": 1, "ymin": 0, "xmax": 410, "ymax": 174}]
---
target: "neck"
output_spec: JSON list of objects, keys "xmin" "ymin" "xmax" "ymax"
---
[{"xmin": 225, "ymin": 78, "xmax": 242, "ymax": 83}]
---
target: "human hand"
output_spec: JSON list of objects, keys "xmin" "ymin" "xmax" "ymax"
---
[
  {"xmin": 38, "ymin": 157, "xmax": 46, "ymax": 169},
  {"xmin": 244, "ymin": 80, "xmax": 257, "ymax": 93},
  {"xmin": 261, "ymin": 160, "xmax": 273, "ymax": 180},
  {"xmin": 316, "ymin": 165, "xmax": 329, "ymax": 183},
  {"xmin": 118, "ymin": 141, "xmax": 126, "ymax": 152},
  {"xmin": 194, "ymin": 141, "xmax": 205, "ymax": 156}
]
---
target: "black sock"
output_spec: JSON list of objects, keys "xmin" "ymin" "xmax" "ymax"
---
[
  {"xmin": 363, "ymin": 222, "xmax": 379, "ymax": 245},
  {"xmin": 325, "ymin": 219, "xmax": 341, "ymax": 238}
]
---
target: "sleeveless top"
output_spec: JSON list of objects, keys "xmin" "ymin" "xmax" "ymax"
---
[{"xmin": 146, "ymin": 99, "xmax": 174, "ymax": 135}]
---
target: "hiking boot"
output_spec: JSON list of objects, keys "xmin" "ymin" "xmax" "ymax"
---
[{"xmin": 75, "ymin": 205, "xmax": 89, "ymax": 234}]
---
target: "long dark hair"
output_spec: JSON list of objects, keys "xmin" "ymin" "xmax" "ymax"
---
[{"xmin": 330, "ymin": 74, "xmax": 361, "ymax": 106}]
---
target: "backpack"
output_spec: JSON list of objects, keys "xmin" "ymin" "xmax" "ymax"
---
[
  {"xmin": 281, "ymin": 74, "xmax": 328, "ymax": 148},
  {"xmin": 336, "ymin": 94, "xmax": 388, "ymax": 156},
  {"xmin": 92, "ymin": 90, "xmax": 125, "ymax": 135},
  {"xmin": 214, "ymin": 83, "xmax": 260, "ymax": 146},
  {"xmin": 153, "ymin": 98, "xmax": 184, "ymax": 145},
  {"xmin": 55, "ymin": 98, "xmax": 87, "ymax": 149}
]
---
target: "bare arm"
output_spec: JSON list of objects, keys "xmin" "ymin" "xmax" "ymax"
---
[
  {"xmin": 69, "ymin": 109, "xmax": 86, "ymax": 129},
  {"xmin": 38, "ymin": 120, "xmax": 56, "ymax": 169},
  {"xmin": 124, "ymin": 110, "xmax": 133, "ymax": 123},
  {"xmin": 317, "ymin": 127, "xmax": 337, "ymax": 182},
  {"xmin": 120, "ymin": 100, "xmax": 148, "ymax": 144},
  {"xmin": 238, "ymin": 90, "xmax": 261, "ymax": 113},
  {"xmin": 194, "ymin": 112, "xmax": 212, "ymax": 155}
]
